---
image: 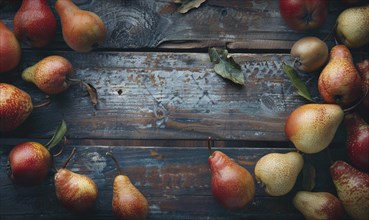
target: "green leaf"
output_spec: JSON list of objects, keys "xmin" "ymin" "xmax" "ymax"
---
[
  {"xmin": 282, "ymin": 63, "xmax": 314, "ymax": 102},
  {"xmin": 177, "ymin": 0, "xmax": 206, "ymax": 14},
  {"xmin": 45, "ymin": 120, "xmax": 67, "ymax": 150},
  {"xmin": 208, "ymin": 47, "xmax": 245, "ymax": 85}
]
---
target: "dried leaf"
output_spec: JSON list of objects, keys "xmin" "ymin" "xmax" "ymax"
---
[
  {"xmin": 45, "ymin": 120, "xmax": 67, "ymax": 150},
  {"xmin": 82, "ymin": 81, "xmax": 98, "ymax": 108},
  {"xmin": 282, "ymin": 63, "xmax": 314, "ymax": 102},
  {"xmin": 209, "ymin": 47, "xmax": 245, "ymax": 85},
  {"xmin": 177, "ymin": 0, "xmax": 206, "ymax": 13},
  {"xmin": 302, "ymin": 162, "xmax": 316, "ymax": 191}
]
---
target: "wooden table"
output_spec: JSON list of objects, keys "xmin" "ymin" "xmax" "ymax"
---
[{"xmin": 1, "ymin": 1, "xmax": 368, "ymax": 219}]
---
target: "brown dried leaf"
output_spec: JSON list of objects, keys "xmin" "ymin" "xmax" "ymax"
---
[
  {"xmin": 177, "ymin": 0, "xmax": 206, "ymax": 13},
  {"xmin": 82, "ymin": 81, "xmax": 98, "ymax": 108}
]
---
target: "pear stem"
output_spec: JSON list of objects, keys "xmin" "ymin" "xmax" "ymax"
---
[
  {"xmin": 343, "ymin": 86, "xmax": 369, "ymax": 113},
  {"xmin": 106, "ymin": 152, "xmax": 122, "ymax": 175},
  {"xmin": 62, "ymin": 147, "xmax": 77, "ymax": 169},
  {"xmin": 33, "ymin": 97, "xmax": 51, "ymax": 109},
  {"xmin": 53, "ymin": 136, "xmax": 67, "ymax": 157},
  {"xmin": 207, "ymin": 136, "xmax": 214, "ymax": 155}
]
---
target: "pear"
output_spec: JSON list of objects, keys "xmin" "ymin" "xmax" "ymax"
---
[
  {"xmin": 55, "ymin": 0, "xmax": 107, "ymax": 52},
  {"xmin": 207, "ymin": 138, "xmax": 255, "ymax": 209},
  {"xmin": 106, "ymin": 152, "xmax": 149, "ymax": 220},
  {"xmin": 8, "ymin": 141, "xmax": 52, "ymax": 186},
  {"xmin": 330, "ymin": 160, "xmax": 369, "ymax": 220},
  {"xmin": 254, "ymin": 151, "xmax": 303, "ymax": 196},
  {"xmin": 293, "ymin": 191, "xmax": 345, "ymax": 220},
  {"xmin": 22, "ymin": 55, "xmax": 73, "ymax": 95},
  {"xmin": 13, "ymin": 0, "xmax": 56, "ymax": 47},
  {"xmin": 318, "ymin": 45, "xmax": 363, "ymax": 107},
  {"xmin": 357, "ymin": 59, "xmax": 369, "ymax": 109},
  {"xmin": 0, "ymin": 20, "xmax": 21, "ymax": 73},
  {"xmin": 336, "ymin": 4, "xmax": 369, "ymax": 48},
  {"xmin": 0, "ymin": 83, "xmax": 33, "ymax": 132},
  {"xmin": 285, "ymin": 104, "xmax": 344, "ymax": 154},
  {"xmin": 345, "ymin": 112, "xmax": 369, "ymax": 172},
  {"xmin": 54, "ymin": 148, "xmax": 98, "ymax": 213}
]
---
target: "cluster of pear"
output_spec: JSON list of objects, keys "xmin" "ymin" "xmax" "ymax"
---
[
  {"xmin": 0, "ymin": 0, "xmax": 107, "ymax": 131},
  {"xmin": 7, "ymin": 137, "xmax": 149, "ymax": 219},
  {"xmin": 280, "ymin": 3, "xmax": 369, "ymax": 220}
]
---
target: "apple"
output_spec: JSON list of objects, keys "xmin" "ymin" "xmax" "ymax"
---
[{"xmin": 279, "ymin": 0, "xmax": 328, "ymax": 31}]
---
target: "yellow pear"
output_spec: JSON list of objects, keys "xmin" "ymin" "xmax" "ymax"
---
[
  {"xmin": 336, "ymin": 4, "xmax": 369, "ymax": 48},
  {"xmin": 285, "ymin": 104, "xmax": 344, "ymax": 154},
  {"xmin": 254, "ymin": 152, "xmax": 303, "ymax": 196}
]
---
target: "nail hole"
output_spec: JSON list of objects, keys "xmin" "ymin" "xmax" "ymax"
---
[{"xmin": 117, "ymin": 89, "xmax": 123, "ymax": 95}]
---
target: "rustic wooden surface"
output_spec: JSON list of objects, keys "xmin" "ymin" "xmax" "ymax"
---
[{"xmin": 0, "ymin": 0, "xmax": 368, "ymax": 219}]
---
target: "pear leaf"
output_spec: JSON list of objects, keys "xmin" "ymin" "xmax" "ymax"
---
[
  {"xmin": 302, "ymin": 162, "xmax": 316, "ymax": 191},
  {"xmin": 209, "ymin": 47, "xmax": 245, "ymax": 85},
  {"xmin": 82, "ymin": 81, "xmax": 98, "ymax": 109},
  {"xmin": 45, "ymin": 120, "xmax": 67, "ymax": 150},
  {"xmin": 282, "ymin": 63, "xmax": 314, "ymax": 102},
  {"xmin": 177, "ymin": 0, "xmax": 206, "ymax": 13}
]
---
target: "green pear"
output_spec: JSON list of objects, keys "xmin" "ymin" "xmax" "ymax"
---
[
  {"xmin": 254, "ymin": 152, "xmax": 303, "ymax": 196},
  {"xmin": 336, "ymin": 4, "xmax": 369, "ymax": 48},
  {"xmin": 285, "ymin": 104, "xmax": 344, "ymax": 154}
]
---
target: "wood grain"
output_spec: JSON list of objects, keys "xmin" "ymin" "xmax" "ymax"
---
[
  {"xmin": 1, "ymin": 50, "xmax": 324, "ymax": 141},
  {"xmin": 0, "ymin": 144, "xmax": 349, "ymax": 220},
  {"xmin": 0, "ymin": 0, "xmax": 345, "ymax": 50}
]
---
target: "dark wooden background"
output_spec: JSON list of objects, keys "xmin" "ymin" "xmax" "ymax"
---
[{"xmin": 1, "ymin": 0, "xmax": 368, "ymax": 219}]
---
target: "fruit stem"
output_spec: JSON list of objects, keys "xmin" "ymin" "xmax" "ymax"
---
[
  {"xmin": 33, "ymin": 97, "xmax": 51, "ymax": 109},
  {"xmin": 207, "ymin": 136, "xmax": 214, "ymax": 155},
  {"xmin": 106, "ymin": 152, "xmax": 122, "ymax": 175},
  {"xmin": 323, "ymin": 22, "xmax": 337, "ymax": 43},
  {"xmin": 62, "ymin": 147, "xmax": 76, "ymax": 169},
  {"xmin": 53, "ymin": 136, "xmax": 67, "ymax": 157}
]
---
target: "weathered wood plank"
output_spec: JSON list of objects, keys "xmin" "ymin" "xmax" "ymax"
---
[
  {"xmin": 1, "ymin": 50, "xmax": 325, "ymax": 141},
  {"xmin": 0, "ymin": 0, "xmax": 345, "ymax": 50},
  {"xmin": 0, "ymin": 144, "xmax": 349, "ymax": 219}
]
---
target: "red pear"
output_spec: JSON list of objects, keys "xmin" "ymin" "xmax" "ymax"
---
[
  {"xmin": 22, "ymin": 55, "xmax": 73, "ymax": 95},
  {"xmin": 54, "ymin": 148, "xmax": 98, "ymax": 213},
  {"xmin": 13, "ymin": 0, "xmax": 56, "ymax": 47},
  {"xmin": 55, "ymin": 0, "xmax": 107, "ymax": 52},
  {"xmin": 330, "ymin": 161, "xmax": 369, "ymax": 220},
  {"xmin": 345, "ymin": 112, "xmax": 369, "ymax": 172},
  {"xmin": 318, "ymin": 45, "xmax": 363, "ymax": 108},
  {"xmin": 208, "ymin": 140, "xmax": 255, "ymax": 209},
  {"xmin": 0, "ymin": 20, "xmax": 21, "ymax": 73},
  {"xmin": 0, "ymin": 83, "xmax": 33, "ymax": 132},
  {"xmin": 8, "ymin": 142, "xmax": 52, "ymax": 186},
  {"xmin": 357, "ymin": 59, "xmax": 369, "ymax": 109}
]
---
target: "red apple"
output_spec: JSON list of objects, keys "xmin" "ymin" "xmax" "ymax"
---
[{"xmin": 279, "ymin": 0, "xmax": 328, "ymax": 31}]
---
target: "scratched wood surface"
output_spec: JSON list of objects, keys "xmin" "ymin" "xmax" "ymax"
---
[
  {"xmin": 1, "ymin": 0, "xmax": 367, "ymax": 219},
  {"xmin": 0, "ymin": 0, "xmax": 345, "ymax": 50},
  {"xmin": 1, "ymin": 50, "xmax": 324, "ymax": 141},
  {"xmin": 0, "ymin": 143, "xmax": 350, "ymax": 220}
]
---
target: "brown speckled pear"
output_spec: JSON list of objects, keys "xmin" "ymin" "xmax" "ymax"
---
[
  {"xmin": 0, "ymin": 83, "xmax": 33, "ymax": 132},
  {"xmin": 318, "ymin": 45, "xmax": 363, "ymax": 107},
  {"xmin": 293, "ymin": 191, "xmax": 345, "ymax": 220},
  {"xmin": 330, "ymin": 161, "xmax": 369, "ymax": 220},
  {"xmin": 22, "ymin": 55, "xmax": 73, "ymax": 95},
  {"xmin": 254, "ymin": 152, "xmax": 303, "ymax": 196},
  {"xmin": 55, "ymin": 0, "xmax": 107, "ymax": 52},
  {"xmin": 106, "ymin": 152, "xmax": 149, "ymax": 220},
  {"xmin": 54, "ymin": 148, "xmax": 98, "ymax": 213},
  {"xmin": 0, "ymin": 21, "xmax": 21, "ymax": 73},
  {"xmin": 285, "ymin": 104, "xmax": 344, "ymax": 154}
]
